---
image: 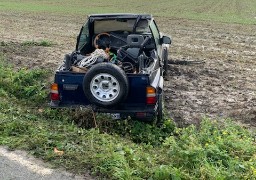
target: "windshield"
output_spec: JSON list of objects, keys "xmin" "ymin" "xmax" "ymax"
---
[
  {"xmin": 77, "ymin": 18, "xmax": 151, "ymax": 52},
  {"xmin": 94, "ymin": 19, "xmax": 150, "ymax": 34}
]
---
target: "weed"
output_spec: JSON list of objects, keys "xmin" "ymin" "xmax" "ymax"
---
[
  {"xmin": 71, "ymin": 109, "xmax": 175, "ymax": 146},
  {"xmin": 0, "ymin": 41, "xmax": 8, "ymax": 46},
  {"xmin": 163, "ymin": 119, "xmax": 256, "ymax": 179},
  {"xmin": 0, "ymin": 61, "xmax": 49, "ymax": 104},
  {"xmin": 21, "ymin": 40, "xmax": 53, "ymax": 47}
]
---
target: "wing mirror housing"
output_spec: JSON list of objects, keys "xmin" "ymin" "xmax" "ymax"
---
[{"xmin": 161, "ymin": 36, "xmax": 171, "ymax": 44}]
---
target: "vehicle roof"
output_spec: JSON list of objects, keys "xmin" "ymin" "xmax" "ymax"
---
[{"xmin": 88, "ymin": 13, "xmax": 152, "ymax": 20}]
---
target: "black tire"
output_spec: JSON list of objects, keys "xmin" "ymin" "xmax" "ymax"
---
[
  {"xmin": 83, "ymin": 63, "xmax": 129, "ymax": 107},
  {"xmin": 156, "ymin": 92, "xmax": 164, "ymax": 125},
  {"xmin": 163, "ymin": 49, "xmax": 168, "ymax": 77}
]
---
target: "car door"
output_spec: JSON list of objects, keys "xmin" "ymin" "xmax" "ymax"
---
[{"xmin": 149, "ymin": 20, "xmax": 163, "ymax": 60}]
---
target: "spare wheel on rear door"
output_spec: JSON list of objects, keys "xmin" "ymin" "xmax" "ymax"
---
[{"xmin": 83, "ymin": 63, "xmax": 129, "ymax": 107}]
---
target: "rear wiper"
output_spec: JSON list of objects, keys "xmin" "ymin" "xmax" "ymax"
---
[{"xmin": 132, "ymin": 15, "xmax": 142, "ymax": 33}]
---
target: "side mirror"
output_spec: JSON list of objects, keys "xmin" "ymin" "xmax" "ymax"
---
[{"xmin": 161, "ymin": 36, "xmax": 171, "ymax": 44}]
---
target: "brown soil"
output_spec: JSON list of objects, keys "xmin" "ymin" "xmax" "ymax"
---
[{"xmin": 1, "ymin": 12, "xmax": 255, "ymax": 127}]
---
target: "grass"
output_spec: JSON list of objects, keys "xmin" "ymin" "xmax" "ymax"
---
[
  {"xmin": 0, "ymin": 55, "xmax": 256, "ymax": 179},
  {"xmin": 21, "ymin": 40, "xmax": 54, "ymax": 47},
  {"xmin": 0, "ymin": 0, "xmax": 255, "ymax": 24},
  {"xmin": 0, "ymin": 59, "xmax": 48, "ymax": 104}
]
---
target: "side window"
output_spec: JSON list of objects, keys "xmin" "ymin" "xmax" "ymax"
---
[
  {"xmin": 150, "ymin": 20, "xmax": 161, "ymax": 54},
  {"xmin": 77, "ymin": 21, "xmax": 89, "ymax": 51},
  {"xmin": 136, "ymin": 19, "xmax": 150, "ymax": 33}
]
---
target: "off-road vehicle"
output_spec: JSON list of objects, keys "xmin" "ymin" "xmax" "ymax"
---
[{"xmin": 50, "ymin": 13, "xmax": 171, "ymax": 122}]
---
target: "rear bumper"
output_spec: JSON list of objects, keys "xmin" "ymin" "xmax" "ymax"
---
[
  {"xmin": 50, "ymin": 100, "xmax": 157, "ymax": 120},
  {"xmin": 94, "ymin": 106, "xmax": 156, "ymax": 120}
]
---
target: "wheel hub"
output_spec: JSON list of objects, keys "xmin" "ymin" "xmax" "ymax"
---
[
  {"xmin": 101, "ymin": 81, "xmax": 110, "ymax": 91},
  {"xmin": 90, "ymin": 73, "xmax": 120, "ymax": 102}
]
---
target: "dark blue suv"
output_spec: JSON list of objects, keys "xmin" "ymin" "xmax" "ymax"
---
[{"xmin": 50, "ymin": 14, "xmax": 171, "ymax": 123}]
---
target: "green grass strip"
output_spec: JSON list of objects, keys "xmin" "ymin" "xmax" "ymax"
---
[{"xmin": 0, "ymin": 0, "xmax": 255, "ymax": 24}]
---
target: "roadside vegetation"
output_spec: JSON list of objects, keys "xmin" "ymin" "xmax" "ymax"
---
[{"xmin": 0, "ymin": 55, "xmax": 255, "ymax": 179}]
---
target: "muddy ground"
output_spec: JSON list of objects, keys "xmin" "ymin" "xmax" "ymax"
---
[{"xmin": 0, "ymin": 12, "xmax": 255, "ymax": 127}]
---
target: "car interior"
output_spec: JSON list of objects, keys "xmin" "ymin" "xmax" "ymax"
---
[{"xmin": 61, "ymin": 18, "xmax": 159, "ymax": 74}]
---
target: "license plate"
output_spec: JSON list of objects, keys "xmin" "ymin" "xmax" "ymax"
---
[{"xmin": 110, "ymin": 113, "xmax": 120, "ymax": 120}]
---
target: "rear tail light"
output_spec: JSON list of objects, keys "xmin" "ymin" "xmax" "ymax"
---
[
  {"xmin": 51, "ymin": 83, "xmax": 60, "ymax": 101},
  {"xmin": 146, "ymin": 86, "xmax": 156, "ymax": 104}
]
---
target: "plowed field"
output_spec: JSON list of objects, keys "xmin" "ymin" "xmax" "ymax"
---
[{"xmin": 1, "ymin": 11, "xmax": 255, "ymax": 127}]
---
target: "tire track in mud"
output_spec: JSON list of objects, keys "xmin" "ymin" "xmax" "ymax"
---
[
  {"xmin": 165, "ymin": 58, "xmax": 256, "ymax": 127},
  {"xmin": 160, "ymin": 18, "xmax": 256, "ymax": 126}
]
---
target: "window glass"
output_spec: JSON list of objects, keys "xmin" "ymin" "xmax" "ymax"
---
[
  {"xmin": 94, "ymin": 19, "xmax": 136, "ymax": 34},
  {"xmin": 136, "ymin": 19, "xmax": 150, "ymax": 33},
  {"xmin": 150, "ymin": 20, "xmax": 161, "ymax": 53},
  {"xmin": 77, "ymin": 21, "xmax": 89, "ymax": 50}
]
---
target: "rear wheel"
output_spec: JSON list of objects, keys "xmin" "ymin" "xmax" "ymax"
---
[{"xmin": 156, "ymin": 92, "xmax": 164, "ymax": 125}]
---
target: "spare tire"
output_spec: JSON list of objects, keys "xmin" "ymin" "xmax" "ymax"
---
[{"xmin": 83, "ymin": 63, "xmax": 129, "ymax": 107}]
